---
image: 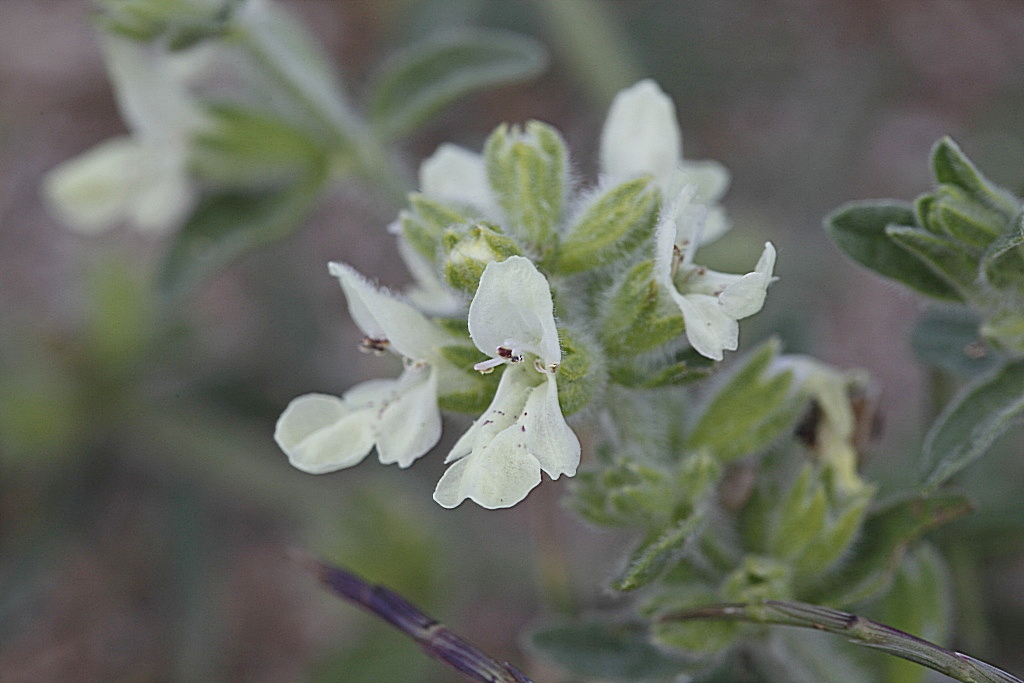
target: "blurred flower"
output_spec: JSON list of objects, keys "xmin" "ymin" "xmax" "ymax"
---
[
  {"xmin": 43, "ymin": 34, "xmax": 208, "ymax": 233},
  {"xmin": 434, "ymin": 256, "xmax": 580, "ymax": 509}
]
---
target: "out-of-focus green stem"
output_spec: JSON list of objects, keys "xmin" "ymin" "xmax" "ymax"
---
[
  {"xmin": 661, "ymin": 600, "xmax": 1022, "ymax": 683},
  {"xmin": 532, "ymin": 0, "xmax": 643, "ymax": 106},
  {"xmin": 232, "ymin": 12, "xmax": 412, "ymax": 208}
]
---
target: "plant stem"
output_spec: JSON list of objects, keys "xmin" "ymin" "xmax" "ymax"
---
[
  {"xmin": 298, "ymin": 553, "xmax": 535, "ymax": 683},
  {"xmin": 660, "ymin": 600, "xmax": 1022, "ymax": 683}
]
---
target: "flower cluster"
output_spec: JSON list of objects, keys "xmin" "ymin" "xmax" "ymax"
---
[{"xmin": 276, "ymin": 80, "xmax": 777, "ymax": 508}]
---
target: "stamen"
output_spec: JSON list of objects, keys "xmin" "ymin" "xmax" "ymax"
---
[{"xmin": 360, "ymin": 336, "xmax": 390, "ymax": 355}]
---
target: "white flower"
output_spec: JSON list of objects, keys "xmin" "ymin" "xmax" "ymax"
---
[
  {"xmin": 655, "ymin": 189, "xmax": 776, "ymax": 361},
  {"xmin": 418, "ymin": 142, "xmax": 498, "ymax": 218},
  {"xmin": 433, "ymin": 256, "xmax": 580, "ymax": 509},
  {"xmin": 43, "ymin": 35, "xmax": 206, "ymax": 234},
  {"xmin": 275, "ymin": 263, "xmax": 455, "ymax": 473},
  {"xmin": 600, "ymin": 79, "xmax": 732, "ymax": 244}
]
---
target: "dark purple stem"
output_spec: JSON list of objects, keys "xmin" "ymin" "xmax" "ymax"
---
[{"xmin": 299, "ymin": 552, "xmax": 534, "ymax": 683}]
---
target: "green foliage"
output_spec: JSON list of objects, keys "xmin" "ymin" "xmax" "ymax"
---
[
  {"xmin": 874, "ymin": 543, "xmax": 952, "ymax": 683},
  {"xmin": 158, "ymin": 171, "xmax": 328, "ymax": 303},
  {"xmin": 687, "ymin": 340, "xmax": 804, "ymax": 464},
  {"xmin": 825, "ymin": 136, "xmax": 1024, "ymax": 353},
  {"xmin": 192, "ymin": 104, "xmax": 332, "ymax": 187},
  {"xmin": 484, "ymin": 121, "xmax": 568, "ymax": 257},
  {"xmin": 94, "ymin": 0, "xmax": 238, "ymax": 49},
  {"xmin": 600, "ymin": 261, "xmax": 686, "ymax": 357},
  {"xmin": 911, "ymin": 306, "xmax": 1003, "ymax": 378},
  {"xmin": 441, "ymin": 223, "xmax": 522, "ymax": 294},
  {"xmin": 920, "ymin": 358, "xmax": 1024, "ymax": 491},
  {"xmin": 824, "ymin": 201, "xmax": 963, "ymax": 301},
  {"xmin": 529, "ymin": 620, "xmax": 694, "ymax": 680},
  {"xmin": 805, "ymin": 493, "xmax": 971, "ymax": 606},
  {"xmin": 613, "ymin": 513, "xmax": 704, "ymax": 591},
  {"xmin": 552, "ymin": 176, "xmax": 660, "ymax": 274},
  {"xmin": 367, "ymin": 30, "xmax": 548, "ymax": 142}
]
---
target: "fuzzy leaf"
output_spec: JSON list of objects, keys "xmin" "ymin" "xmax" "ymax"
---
[
  {"xmin": 601, "ymin": 261, "xmax": 685, "ymax": 356},
  {"xmin": 911, "ymin": 306, "xmax": 1001, "ymax": 378},
  {"xmin": 927, "ymin": 185, "xmax": 1007, "ymax": 247},
  {"xmin": 981, "ymin": 213, "xmax": 1024, "ymax": 292},
  {"xmin": 806, "ymin": 493, "xmax": 971, "ymax": 606},
  {"xmin": 158, "ymin": 170, "xmax": 327, "ymax": 303},
  {"xmin": 368, "ymin": 30, "xmax": 546, "ymax": 141},
  {"xmin": 484, "ymin": 121, "xmax": 567, "ymax": 255},
  {"xmin": 612, "ymin": 513, "xmax": 703, "ymax": 591},
  {"xmin": 825, "ymin": 201, "xmax": 963, "ymax": 302},
  {"xmin": 931, "ymin": 137, "xmax": 1019, "ymax": 217},
  {"xmin": 886, "ymin": 225, "xmax": 979, "ymax": 297},
  {"xmin": 553, "ymin": 177, "xmax": 659, "ymax": 274},
  {"xmin": 687, "ymin": 340, "xmax": 804, "ymax": 463},
  {"xmin": 920, "ymin": 358, "xmax": 1024, "ymax": 491}
]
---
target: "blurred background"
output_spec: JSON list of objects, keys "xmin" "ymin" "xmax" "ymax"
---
[{"xmin": 2, "ymin": 1, "xmax": 1024, "ymax": 680}]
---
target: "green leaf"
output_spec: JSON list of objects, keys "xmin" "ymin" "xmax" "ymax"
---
[
  {"xmin": 931, "ymin": 137, "xmax": 1019, "ymax": 217},
  {"xmin": 484, "ymin": 121, "xmax": 567, "ymax": 255},
  {"xmin": 886, "ymin": 225, "xmax": 979, "ymax": 297},
  {"xmin": 824, "ymin": 201, "xmax": 963, "ymax": 302},
  {"xmin": 600, "ymin": 261, "xmax": 685, "ymax": 357},
  {"xmin": 875, "ymin": 543, "xmax": 952, "ymax": 683},
  {"xmin": 192, "ymin": 104, "xmax": 329, "ymax": 186},
  {"xmin": 911, "ymin": 306, "xmax": 1001, "ymax": 378},
  {"xmin": 368, "ymin": 30, "xmax": 547, "ymax": 141},
  {"xmin": 94, "ymin": 0, "xmax": 238, "ymax": 49},
  {"xmin": 981, "ymin": 212, "xmax": 1024, "ymax": 291},
  {"xmin": 158, "ymin": 170, "xmax": 327, "ymax": 303},
  {"xmin": 687, "ymin": 340, "xmax": 804, "ymax": 463},
  {"xmin": 920, "ymin": 358, "xmax": 1024, "ymax": 491},
  {"xmin": 926, "ymin": 185, "xmax": 1007, "ymax": 247},
  {"xmin": 233, "ymin": 0, "xmax": 357, "ymax": 145},
  {"xmin": 771, "ymin": 466, "xmax": 827, "ymax": 560},
  {"xmin": 552, "ymin": 176, "xmax": 659, "ymax": 274},
  {"xmin": 530, "ymin": 620, "xmax": 694, "ymax": 680},
  {"xmin": 612, "ymin": 513, "xmax": 704, "ymax": 591},
  {"xmin": 805, "ymin": 493, "xmax": 971, "ymax": 606}
]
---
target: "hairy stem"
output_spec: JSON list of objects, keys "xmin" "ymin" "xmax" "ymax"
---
[{"xmin": 661, "ymin": 600, "xmax": 1021, "ymax": 683}]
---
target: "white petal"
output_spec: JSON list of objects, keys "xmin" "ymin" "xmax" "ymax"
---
[
  {"xmin": 102, "ymin": 34, "xmax": 204, "ymax": 140},
  {"xmin": 419, "ymin": 143, "xmax": 494, "ymax": 213},
  {"xmin": 719, "ymin": 242, "xmax": 777, "ymax": 319},
  {"xmin": 275, "ymin": 393, "xmax": 376, "ymax": 473},
  {"xmin": 127, "ymin": 146, "xmax": 195, "ymax": 233},
  {"xmin": 522, "ymin": 374, "xmax": 580, "ymax": 479},
  {"xmin": 672, "ymin": 160, "xmax": 731, "ymax": 207},
  {"xmin": 445, "ymin": 364, "xmax": 530, "ymax": 464},
  {"xmin": 433, "ymin": 428, "xmax": 542, "ymax": 509},
  {"xmin": 652, "ymin": 204, "xmax": 679, "ymax": 284},
  {"xmin": 468, "ymin": 256, "xmax": 560, "ymax": 367},
  {"xmin": 600, "ymin": 79, "xmax": 680, "ymax": 184},
  {"xmin": 396, "ymin": 236, "xmax": 463, "ymax": 316},
  {"xmin": 375, "ymin": 368, "xmax": 442, "ymax": 468},
  {"xmin": 672, "ymin": 292, "xmax": 738, "ymax": 361},
  {"xmin": 328, "ymin": 262, "xmax": 448, "ymax": 359},
  {"xmin": 43, "ymin": 138, "xmax": 144, "ymax": 233}
]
